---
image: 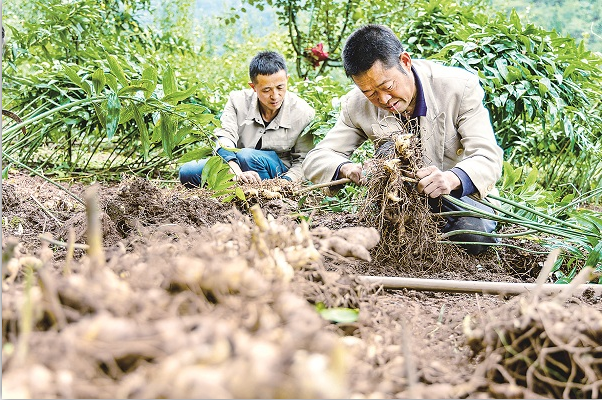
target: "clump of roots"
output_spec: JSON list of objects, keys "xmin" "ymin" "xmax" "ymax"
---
[
  {"xmin": 464, "ymin": 267, "xmax": 602, "ymax": 399},
  {"xmin": 359, "ymin": 127, "xmax": 446, "ymax": 272}
]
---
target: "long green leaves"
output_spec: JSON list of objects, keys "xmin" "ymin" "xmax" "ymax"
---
[{"xmin": 200, "ymin": 156, "xmax": 245, "ymax": 203}]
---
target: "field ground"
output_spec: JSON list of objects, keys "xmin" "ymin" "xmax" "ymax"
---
[{"xmin": 2, "ymin": 170, "xmax": 601, "ymax": 399}]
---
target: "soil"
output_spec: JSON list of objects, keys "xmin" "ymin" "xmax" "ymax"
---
[{"xmin": 2, "ymin": 170, "xmax": 601, "ymax": 399}]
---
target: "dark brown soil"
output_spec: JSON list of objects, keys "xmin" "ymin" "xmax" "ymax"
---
[{"xmin": 2, "ymin": 170, "xmax": 601, "ymax": 399}]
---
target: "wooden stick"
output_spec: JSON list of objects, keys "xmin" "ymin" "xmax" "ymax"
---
[
  {"xmin": 358, "ymin": 275, "xmax": 602, "ymax": 296},
  {"xmin": 297, "ymin": 174, "xmax": 417, "ymax": 195},
  {"xmin": 297, "ymin": 178, "xmax": 352, "ymax": 194}
]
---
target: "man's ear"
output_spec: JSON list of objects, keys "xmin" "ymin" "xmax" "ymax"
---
[
  {"xmin": 248, "ymin": 81, "xmax": 255, "ymax": 90},
  {"xmin": 399, "ymin": 52, "xmax": 412, "ymax": 70}
]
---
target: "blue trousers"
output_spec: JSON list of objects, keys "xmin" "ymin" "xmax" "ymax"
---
[{"xmin": 179, "ymin": 148, "xmax": 289, "ymax": 188}]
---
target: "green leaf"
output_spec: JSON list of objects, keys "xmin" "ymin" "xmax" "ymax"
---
[
  {"xmin": 585, "ymin": 241, "xmax": 602, "ymax": 269},
  {"xmin": 163, "ymin": 85, "xmax": 199, "ymax": 105},
  {"xmin": 523, "ymin": 167, "xmax": 538, "ymax": 190},
  {"xmin": 141, "ymin": 66, "xmax": 158, "ymax": 99},
  {"xmin": 318, "ymin": 307, "xmax": 359, "ymax": 324},
  {"xmin": 92, "ymin": 68, "xmax": 106, "ymax": 96},
  {"xmin": 178, "ymin": 147, "xmax": 214, "ymax": 163},
  {"xmin": 117, "ymin": 85, "xmax": 151, "ymax": 96},
  {"xmin": 92, "ymin": 102, "xmax": 107, "ymax": 129},
  {"xmin": 201, "ymin": 156, "xmax": 224, "ymax": 188},
  {"xmin": 107, "ymin": 54, "xmax": 128, "ymax": 87},
  {"xmin": 132, "ymin": 106, "xmax": 149, "ymax": 161},
  {"xmin": 235, "ymin": 186, "xmax": 246, "ymax": 201},
  {"xmin": 105, "ymin": 74, "xmax": 119, "ymax": 92},
  {"xmin": 159, "ymin": 112, "xmax": 176, "ymax": 158},
  {"xmin": 162, "ymin": 64, "xmax": 177, "ymax": 96},
  {"xmin": 63, "ymin": 65, "xmax": 82, "ymax": 86},
  {"xmin": 64, "ymin": 65, "xmax": 92, "ymax": 96},
  {"xmin": 106, "ymin": 91, "xmax": 121, "ymax": 139},
  {"xmin": 2, "ymin": 164, "xmax": 11, "ymax": 179}
]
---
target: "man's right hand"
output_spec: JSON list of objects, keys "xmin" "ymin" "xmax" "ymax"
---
[
  {"xmin": 235, "ymin": 170, "xmax": 262, "ymax": 184},
  {"xmin": 339, "ymin": 163, "xmax": 365, "ymax": 185}
]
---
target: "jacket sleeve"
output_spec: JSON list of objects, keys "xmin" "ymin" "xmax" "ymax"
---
[
  {"xmin": 302, "ymin": 93, "xmax": 369, "ymax": 184},
  {"xmin": 214, "ymin": 93, "xmax": 239, "ymax": 150},
  {"xmin": 283, "ymin": 107, "xmax": 316, "ymax": 182},
  {"xmin": 452, "ymin": 78, "xmax": 504, "ymax": 198}
]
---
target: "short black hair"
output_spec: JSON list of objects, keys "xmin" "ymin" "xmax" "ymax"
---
[
  {"xmin": 249, "ymin": 51, "xmax": 287, "ymax": 83},
  {"xmin": 342, "ymin": 24, "xmax": 405, "ymax": 77}
]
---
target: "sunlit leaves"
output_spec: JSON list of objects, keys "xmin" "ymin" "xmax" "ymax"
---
[
  {"xmin": 162, "ymin": 64, "xmax": 177, "ymax": 96},
  {"xmin": 107, "ymin": 55, "xmax": 129, "ymax": 87},
  {"xmin": 106, "ymin": 91, "xmax": 121, "ymax": 139},
  {"xmin": 92, "ymin": 68, "xmax": 106, "ymax": 96},
  {"xmin": 200, "ymin": 155, "xmax": 245, "ymax": 203}
]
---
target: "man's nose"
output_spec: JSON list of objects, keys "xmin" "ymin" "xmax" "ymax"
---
[{"xmin": 378, "ymin": 92, "xmax": 391, "ymax": 105}]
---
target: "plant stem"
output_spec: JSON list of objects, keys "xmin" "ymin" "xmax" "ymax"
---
[
  {"xmin": 297, "ymin": 178, "xmax": 352, "ymax": 194},
  {"xmin": 2, "ymin": 97, "xmax": 106, "ymax": 137}
]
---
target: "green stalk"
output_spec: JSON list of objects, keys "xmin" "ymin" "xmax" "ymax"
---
[
  {"xmin": 437, "ymin": 239, "xmax": 549, "ymax": 254},
  {"xmin": 2, "ymin": 97, "xmax": 106, "ymax": 137},
  {"xmin": 443, "ymin": 194, "xmax": 599, "ymax": 240},
  {"xmin": 551, "ymin": 187, "xmax": 602, "ymax": 215},
  {"xmin": 485, "ymin": 193, "xmax": 597, "ymax": 232}
]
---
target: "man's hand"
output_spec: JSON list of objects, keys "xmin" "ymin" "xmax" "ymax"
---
[
  {"xmin": 235, "ymin": 170, "xmax": 262, "ymax": 184},
  {"xmin": 416, "ymin": 166, "xmax": 460, "ymax": 198},
  {"xmin": 339, "ymin": 163, "xmax": 366, "ymax": 185},
  {"xmin": 228, "ymin": 160, "xmax": 262, "ymax": 184}
]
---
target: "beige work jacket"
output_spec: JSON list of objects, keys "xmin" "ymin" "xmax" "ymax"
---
[
  {"xmin": 215, "ymin": 89, "xmax": 316, "ymax": 182},
  {"xmin": 302, "ymin": 59, "xmax": 504, "ymax": 199}
]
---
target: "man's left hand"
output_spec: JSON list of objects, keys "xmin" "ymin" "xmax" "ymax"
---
[{"xmin": 415, "ymin": 166, "xmax": 460, "ymax": 198}]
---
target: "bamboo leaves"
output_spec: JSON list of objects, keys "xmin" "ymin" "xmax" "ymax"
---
[
  {"xmin": 106, "ymin": 92, "xmax": 121, "ymax": 139},
  {"xmin": 91, "ymin": 68, "xmax": 106, "ymax": 96},
  {"xmin": 200, "ymin": 156, "xmax": 245, "ymax": 203},
  {"xmin": 60, "ymin": 57, "xmax": 217, "ymax": 164}
]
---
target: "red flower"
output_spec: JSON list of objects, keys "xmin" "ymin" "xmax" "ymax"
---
[{"xmin": 305, "ymin": 43, "xmax": 329, "ymax": 67}]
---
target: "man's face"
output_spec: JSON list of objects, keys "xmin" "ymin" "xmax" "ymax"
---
[
  {"xmin": 352, "ymin": 53, "xmax": 415, "ymax": 114},
  {"xmin": 250, "ymin": 70, "xmax": 288, "ymax": 114}
]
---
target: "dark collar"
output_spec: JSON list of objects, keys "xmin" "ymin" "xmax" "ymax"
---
[{"xmin": 411, "ymin": 65, "xmax": 427, "ymax": 118}]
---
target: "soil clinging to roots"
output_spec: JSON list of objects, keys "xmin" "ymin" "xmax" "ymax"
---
[{"xmin": 360, "ymin": 117, "xmax": 447, "ymax": 273}]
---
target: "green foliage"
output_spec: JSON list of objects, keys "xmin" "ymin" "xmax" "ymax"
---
[
  {"xmin": 2, "ymin": 55, "xmax": 219, "ymax": 177},
  {"xmin": 488, "ymin": 0, "xmax": 602, "ymax": 53},
  {"xmin": 237, "ymin": 0, "xmax": 440, "ymax": 79},
  {"xmin": 316, "ymin": 303, "xmax": 359, "ymax": 324},
  {"xmin": 3, "ymin": 0, "xmax": 155, "ymax": 66},
  {"xmin": 432, "ymin": 10, "xmax": 602, "ymax": 193},
  {"xmin": 200, "ymin": 156, "xmax": 246, "ymax": 203},
  {"xmin": 495, "ymin": 163, "xmax": 602, "ymax": 283},
  {"xmin": 291, "ymin": 75, "xmax": 351, "ymax": 143},
  {"xmin": 498, "ymin": 161, "xmax": 561, "ymax": 212},
  {"xmin": 401, "ymin": 0, "xmax": 489, "ymax": 57}
]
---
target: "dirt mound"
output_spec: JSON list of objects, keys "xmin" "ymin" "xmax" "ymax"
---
[{"xmin": 2, "ymin": 171, "xmax": 601, "ymax": 399}]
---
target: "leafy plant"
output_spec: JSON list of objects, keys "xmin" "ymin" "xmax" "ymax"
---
[
  {"xmin": 200, "ymin": 156, "xmax": 246, "ymax": 203},
  {"xmin": 433, "ymin": 10, "xmax": 602, "ymax": 193},
  {"xmin": 2, "ymin": 57, "xmax": 220, "ymax": 177}
]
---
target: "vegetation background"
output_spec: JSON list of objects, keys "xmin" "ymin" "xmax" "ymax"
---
[{"xmin": 2, "ymin": 0, "xmax": 602, "ymax": 282}]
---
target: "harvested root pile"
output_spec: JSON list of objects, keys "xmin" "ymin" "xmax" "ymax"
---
[
  {"xmin": 464, "ymin": 281, "xmax": 602, "ymax": 399},
  {"xmin": 2, "ymin": 192, "xmax": 384, "ymax": 398},
  {"xmin": 232, "ymin": 178, "xmax": 325, "ymax": 219},
  {"xmin": 360, "ymin": 117, "xmax": 446, "ymax": 271}
]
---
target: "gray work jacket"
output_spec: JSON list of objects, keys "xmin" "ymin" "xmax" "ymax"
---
[
  {"xmin": 302, "ymin": 59, "xmax": 504, "ymax": 199},
  {"xmin": 216, "ymin": 89, "xmax": 316, "ymax": 182}
]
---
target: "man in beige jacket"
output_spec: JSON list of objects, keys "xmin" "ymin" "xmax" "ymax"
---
[
  {"xmin": 302, "ymin": 25, "xmax": 504, "ymax": 254},
  {"xmin": 179, "ymin": 51, "xmax": 315, "ymax": 186}
]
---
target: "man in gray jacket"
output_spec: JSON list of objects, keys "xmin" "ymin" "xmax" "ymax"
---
[
  {"xmin": 179, "ymin": 51, "xmax": 315, "ymax": 186},
  {"xmin": 302, "ymin": 25, "xmax": 504, "ymax": 254}
]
